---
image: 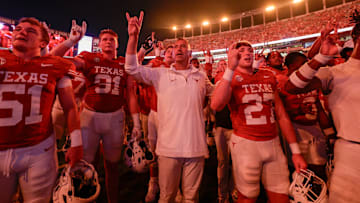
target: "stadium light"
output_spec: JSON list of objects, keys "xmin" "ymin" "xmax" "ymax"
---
[
  {"xmin": 221, "ymin": 17, "xmax": 229, "ymax": 22},
  {"xmin": 185, "ymin": 24, "xmax": 191, "ymax": 29},
  {"xmin": 172, "ymin": 26, "xmax": 177, "ymax": 31},
  {"xmin": 265, "ymin": 5, "xmax": 276, "ymax": 12},
  {"xmin": 202, "ymin": 21, "xmax": 209, "ymax": 26},
  {"xmin": 293, "ymin": 0, "xmax": 303, "ymax": 3}
]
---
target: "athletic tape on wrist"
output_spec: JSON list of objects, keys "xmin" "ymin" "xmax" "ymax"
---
[
  {"xmin": 155, "ymin": 48, "xmax": 161, "ymax": 57},
  {"xmin": 222, "ymin": 68, "xmax": 234, "ymax": 82},
  {"xmin": 289, "ymin": 72, "xmax": 308, "ymax": 88},
  {"xmin": 132, "ymin": 113, "xmax": 141, "ymax": 128},
  {"xmin": 298, "ymin": 63, "xmax": 318, "ymax": 80},
  {"xmin": 290, "ymin": 143, "xmax": 301, "ymax": 154},
  {"xmin": 313, "ymin": 53, "xmax": 333, "ymax": 65},
  {"xmin": 70, "ymin": 129, "xmax": 82, "ymax": 147},
  {"xmin": 205, "ymin": 55, "xmax": 212, "ymax": 64}
]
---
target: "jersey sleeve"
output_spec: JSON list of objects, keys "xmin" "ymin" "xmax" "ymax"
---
[{"xmin": 315, "ymin": 67, "xmax": 333, "ymax": 94}]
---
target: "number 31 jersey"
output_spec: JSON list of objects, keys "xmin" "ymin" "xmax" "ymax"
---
[
  {"xmin": 77, "ymin": 52, "xmax": 127, "ymax": 113},
  {"xmin": 229, "ymin": 69, "xmax": 278, "ymax": 141},
  {"xmin": 0, "ymin": 50, "xmax": 76, "ymax": 149}
]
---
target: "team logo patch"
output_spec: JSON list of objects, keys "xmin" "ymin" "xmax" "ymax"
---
[
  {"xmin": 0, "ymin": 57, "xmax": 6, "ymax": 65},
  {"xmin": 41, "ymin": 63, "xmax": 53, "ymax": 67},
  {"xmin": 264, "ymin": 75, "xmax": 270, "ymax": 79},
  {"xmin": 235, "ymin": 75, "xmax": 243, "ymax": 82},
  {"xmin": 94, "ymin": 57, "xmax": 100, "ymax": 63}
]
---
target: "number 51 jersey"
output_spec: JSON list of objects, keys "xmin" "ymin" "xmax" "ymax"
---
[
  {"xmin": 0, "ymin": 50, "xmax": 76, "ymax": 149},
  {"xmin": 229, "ymin": 69, "xmax": 278, "ymax": 141},
  {"xmin": 77, "ymin": 52, "xmax": 127, "ymax": 113}
]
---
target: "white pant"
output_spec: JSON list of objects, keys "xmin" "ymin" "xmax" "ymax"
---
[
  {"xmin": 158, "ymin": 156, "xmax": 204, "ymax": 203},
  {"xmin": 329, "ymin": 139, "xmax": 360, "ymax": 203},
  {"xmin": 230, "ymin": 135, "xmax": 289, "ymax": 198},
  {"xmin": 147, "ymin": 110, "xmax": 159, "ymax": 152},
  {"xmin": 80, "ymin": 108, "xmax": 125, "ymax": 163},
  {"xmin": 214, "ymin": 127, "xmax": 233, "ymax": 200},
  {"xmin": 0, "ymin": 135, "xmax": 57, "ymax": 203}
]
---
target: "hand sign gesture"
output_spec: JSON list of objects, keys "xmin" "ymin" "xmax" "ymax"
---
[
  {"xmin": 126, "ymin": 11, "xmax": 144, "ymax": 37},
  {"xmin": 69, "ymin": 20, "xmax": 87, "ymax": 43},
  {"xmin": 227, "ymin": 42, "xmax": 240, "ymax": 71}
]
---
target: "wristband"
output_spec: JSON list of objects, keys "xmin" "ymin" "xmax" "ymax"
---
[
  {"xmin": 323, "ymin": 127, "xmax": 335, "ymax": 136},
  {"xmin": 298, "ymin": 63, "xmax": 317, "ymax": 80},
  {"xmin": 222, "ymin": 68, "xmax": 234, "ymax": 82},
  {"xmin": 155, "ymin": 48, "xmax": 161, "ymax": 57},
  {"xmin": 70, "ymin": 129, "xmax": 82, "ymax": 147},
  {"xmin": 205, "ymin": 55, "xmax": 213, "ymax": 64},
  {"xmin": 132, "ymin": 113, "xmax": 141, "ymax": 129},
  {"xmin": 290, "ymin": 143, "xmax": 301, "ymax": 154},
  {"xmin": 313, "ymin": 53, "xmax": 333, "ymax": 65},
  {"xmin": 289, "ymin": 72, "xmax": 308, "ymax": 88}
]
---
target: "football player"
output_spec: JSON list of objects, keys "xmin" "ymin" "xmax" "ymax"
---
[
  {"xmin": 126, "ymin": 12, "xmax": 214, "ymax": 203},
  {"xmin": 211, "ymin": 41, "xmax": 307, "ymax": 203},
  {"xmin": 285, "ymin": 14, "xmax": 360, "ymax": 203},
  {"xmin": 279, "ymin": 52, "xmax": 331, "ymax": 181},
  {"xmin": 0, "ymin": 17, "xmax": 82, "ymax": 202},
  {"xmin": 264, "ymin": 51, "xmax": 288, "ymax": 76},
  {"xmin": 50, "ymin": 21, "xmax": 140, "ymax": 203}
]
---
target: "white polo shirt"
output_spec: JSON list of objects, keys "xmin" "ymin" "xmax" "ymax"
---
[
  {"xmin": 316, "ymin": 57, "xmax": 360, "ymax": 143},
  {"xmin": 125, "ymin": 55, "xmax": 214, "ymax": 157}
]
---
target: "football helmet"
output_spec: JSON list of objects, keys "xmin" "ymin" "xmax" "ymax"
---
[
  {"xmin": 53, "ymin": 160, "xmax": 100, "ymax": 203},
  {"xmin": 289, "ymin": 169, "xmax": 328, "ymax": 203},
  {"xmin": 124, "ymin": 137, "xmax": 155, "ymax": 173}
]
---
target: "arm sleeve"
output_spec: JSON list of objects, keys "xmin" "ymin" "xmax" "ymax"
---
[{"xmin": 125, "ymin": 54, "xmax": 160, "ymax": 86}]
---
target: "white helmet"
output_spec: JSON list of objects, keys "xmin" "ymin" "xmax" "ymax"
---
[
  {"xmin": 289, "ymin": 169, "xmax": 328, "ymax": 203},
  {"xmin": 53, "ymin": 160, "xmax": 101, "ymax": 203},
  {"xmin": 124, "ymin": 137, "xmax": 154, "ymax": 173}
]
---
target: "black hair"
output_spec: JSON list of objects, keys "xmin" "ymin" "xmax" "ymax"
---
[
  {"xmin": 350, "ymin": 9, "xmax": 360, "ymax": 42},
  {"xmin": 284, "ymin": 52, "xmax": 307, "ymax": 67}
]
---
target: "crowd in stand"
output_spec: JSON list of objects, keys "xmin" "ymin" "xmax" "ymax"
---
[{"xmin": 164, "ymin": 2, "xmax": 360, "ymax": 51}]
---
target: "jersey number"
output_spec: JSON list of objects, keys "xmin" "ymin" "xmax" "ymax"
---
[
  {"xmin": 242, "ymin": 93, "xmax": 275, "ymax": 125},
  {"xmin": 0, "ymin": 84, "xmax": 43, "ymax": 127},
  {"xmin": 94, "ymin": 74, "xmax": 121, "ymax": 95}
]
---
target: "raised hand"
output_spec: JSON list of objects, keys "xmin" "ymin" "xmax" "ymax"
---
[
  {"xmin": 227, "ymin": 42, "xmax": 240, "ymax": 70},
  {"xmin": 69, "ymin": 20, "xmax": 87, "ymax": 44},
  {"xmin": 126, "ymin": 11, "xmax": 144, "ymax": 37},
  {"xmin": 320, "ymin": 34, "xmax": 340, "ymax": 56}
]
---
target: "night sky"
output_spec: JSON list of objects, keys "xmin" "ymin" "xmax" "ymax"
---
[{"xmin": 1, "ymin": 0, "xmax": 297, "ymax": 54}]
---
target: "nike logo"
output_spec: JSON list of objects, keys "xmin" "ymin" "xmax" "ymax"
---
[
  {"xmin": 41, "ymin": 63, "xmax": 53, "ymax": 67},
  {"xmin": 119, "ymin": 62, "xmax": 125, "ymax": 65},
  {"xmin": 264, "ymin": 76, "xmax": 270, "ymax": 78}
]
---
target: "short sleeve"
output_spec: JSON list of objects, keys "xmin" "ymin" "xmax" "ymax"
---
[{"xmin": 315, "ymin": 67, "xmax": 333, "ymax": 94}]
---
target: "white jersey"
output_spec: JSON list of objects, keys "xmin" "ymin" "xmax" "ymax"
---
[{"xmin": 315, "ymin": 57, "xmax": 360, "ymax": 143}]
